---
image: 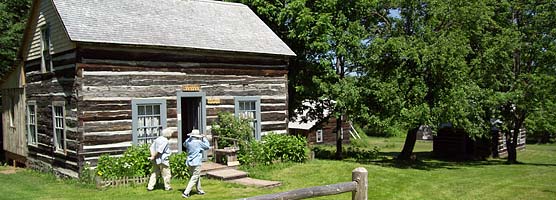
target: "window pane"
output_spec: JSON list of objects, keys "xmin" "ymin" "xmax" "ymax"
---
[
  {"xmin": 56, "ymin": 106, "xmax": 63, "ymax": 116},
  {"xmin": 57, "ymin": 118, "xmax": 64, "ymax": 128},
  {"xmin": 146, "ymin": 106, "xmax": 152, "ymax": 115},
  {"xmin": 29, "ymin": 105, "xmax": 35, "ymax": 114},
  {"xmin": 152, "ymin": 117, "xmax": 160, "ymax": 127},
  {"xmin": 138, "ymin": 106, "xmax": 145, "ymax": 115},
  {"xmin": 249, "ymin": 101, "xmax": 255, "ymax": 110},
  {"xmin": 154, "ymin": 105, "xmax": 160, "ymax": 114}
]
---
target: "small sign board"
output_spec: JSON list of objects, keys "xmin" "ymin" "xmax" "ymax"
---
[
  {"xmin": 207, "ymin": 98, "xmax": 221, "ymax": 105},
  {"xmin": 182, "ymin": 84, "xmax": 200, "ymax": 92}
]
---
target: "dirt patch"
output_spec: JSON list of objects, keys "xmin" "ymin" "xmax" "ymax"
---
[{"xmin": 0, "ymin": 167, "xmax": 20, "ymax": 174}]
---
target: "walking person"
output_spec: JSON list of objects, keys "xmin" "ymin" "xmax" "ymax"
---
[
  {"xmin": 147, "ymin": 128, "xmax": 173, "ymax": 191},
  {"xmin": 182, "ymin": 129, "xmax": 210, "ymax": 198}
]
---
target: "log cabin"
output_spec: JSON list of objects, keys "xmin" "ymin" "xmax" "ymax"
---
[
  {"xmin": 288, "ymin": 102, "xmax": 352, "ymax": 145},
  {"xmin": 1, "ymin": 0, "xmax": 295, "ymax": 177}
]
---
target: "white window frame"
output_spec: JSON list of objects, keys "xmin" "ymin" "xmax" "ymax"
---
[
  {"xmin": 40, "ymin": 24, "xmax": 52, "ymax": 73},
  {"xmin": 234, "ymin": 96, "xmax": 261, "ymax": 140},
  {"xmin": 52, "ymin": 101, "xmax": 66, "ymax": 152},
  {"xmin": 131, "ymin": 99, "xmax": 167, "ymax": 145},
  {"xmin": 27, "ymin": 101, "xmax": 38, "ymax": 145},
  {"xmin": 316, "ymin": 129, "xmax": 323, "ymax": 143}
]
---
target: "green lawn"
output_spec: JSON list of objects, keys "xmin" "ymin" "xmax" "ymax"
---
[{"xmin": 1, "ymin": 138, "xmax": 555, "ymax": 200}]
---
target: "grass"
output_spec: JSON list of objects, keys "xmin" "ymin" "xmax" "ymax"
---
[{"xmin": 1, "ymin": 137, "xmax": 555, "ymax": 200}]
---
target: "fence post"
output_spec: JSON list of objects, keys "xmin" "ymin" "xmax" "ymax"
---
[{"xmin": 352, "ymin": 167, "xmax": 368, "ymax": 200}]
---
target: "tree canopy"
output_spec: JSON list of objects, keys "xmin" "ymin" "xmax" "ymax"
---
[
  {"xmin": 0, "ymin": 0, "xmax": 31, "ymax": 77},
  {"xmin": 237, "ymin": 0, "xmax": 556, "ymax": 163}
]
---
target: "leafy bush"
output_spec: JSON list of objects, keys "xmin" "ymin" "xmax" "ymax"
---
[
  {"xmin": 120, "ymin": 144, "xmax": 152, "ymax": 177},
  {"xmin": 239, "ymin": 133, "xmax": 308, "ymax": 166},
  {"xmin": 79, "ymin": 161, "xmax": 95, "ymax": 185},
  {"xmin": 212, "ymin": 112, "xmax": 253, "ymax": 147},
  {"xmin": 169, "ymin": 152, "xmax": 189, "ymax": 179},
  {"xmin": 96, "ymin": 144, "xmax": 152, "ymax": 178},
  {"xmin": 312, "ymin": 145, "xmax": 380, "ymax": 162}
]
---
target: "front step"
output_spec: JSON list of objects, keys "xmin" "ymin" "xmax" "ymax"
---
[
  {"xmin": 206, "ymin": 168, "xmax": 248, "ymax": 180},
  {"xmin": 200, "ymin": 162, "xmax": 230, "ymax": 175}
]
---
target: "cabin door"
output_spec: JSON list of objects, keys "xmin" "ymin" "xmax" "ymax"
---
[{"xmin": 176, "ymin": 92, "xmax": 206, "ymax": 152}]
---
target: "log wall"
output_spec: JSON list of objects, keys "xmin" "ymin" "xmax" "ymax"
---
[
  {"xmin": 433, "ymin": 128, "xmax": 526, "ymax": 160},
  {"xmin": 24, "ymin": 50, "xmax": 80, "ymax": 177},
  {"xmin": 77, "ymin": 46, "xmax": 290, "ymax": 166}
]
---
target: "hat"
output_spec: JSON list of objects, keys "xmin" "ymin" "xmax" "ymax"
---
[
  {"xmin": 161, "ymin": 127, "xmax": 174, "ymax": 138},
  {"xmin": 187, "ymin": 129, "xmax": 203, "ymax": 138}
]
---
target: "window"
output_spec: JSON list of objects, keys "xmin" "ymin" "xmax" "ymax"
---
[
  {"xmin": 132, "ymin": 99, "xmax": 167, "ymax": 145},
  {"xmin": 52, "ymin": 102, "xmax": 66, "ymax": 152},
  {"xmin": 316, "ymin": 129, "xmax": 323, "ymax": 143},
  {"xmin": 234, "ymin": 97, "xmax": 261, "ymax": 140},
  {"xmin": 41, "ymin": 25, "xmax": 52, "ymax": 72},
  {"xmin": 9, "ymin": 96, "xmax": 15, "ymax": 127},
  {"xmin": 27, "ymin": 101, "xmax": 38, "ymax": 145}
]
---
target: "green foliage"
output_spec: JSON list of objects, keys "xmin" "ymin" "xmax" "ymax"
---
[
  {"xmin": 96, "ymin": 144, "xmax": 152, "ymax": 178},
  {"xmin": 169, "ymin": 152, "xmax": 189, "ymax": 179},
  {"xmin": 211, "ymin": 112, "xmax": 253, "ymax": 147},
  {"xmin": 0, "ymin": 0, "xmax": 31, "ymax": 76},
  {"xmin": 78, "ymin": 162, "xmax": 95, "ymax": 185},
  {"xmin": 238, "ymin": 133, "xmax": 308, "ymax": 166},
  {"xmin": 312, "ymin": 145, "xmax": 380, "ymax": 162},
  {"xmin": 119, "ymin": 144, "xmax": 152, "ymax": 177}
]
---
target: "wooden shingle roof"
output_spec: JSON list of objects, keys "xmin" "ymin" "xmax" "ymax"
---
[{"xmin": 53, "ymin": 0, "xmax": 296, "ymax": 56}]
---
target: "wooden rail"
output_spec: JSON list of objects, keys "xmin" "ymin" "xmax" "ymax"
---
[
  {"xmin": 213, "ymin": 135, "xmax": 240, "ymax": 150},
  {"xmin": 240, "ymin": 167, "xmax": 368, "ymax": 200}
]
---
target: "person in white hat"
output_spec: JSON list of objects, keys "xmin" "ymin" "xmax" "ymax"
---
[
  {"xmin": 182, "ymin": 129, "xmax": 210, "ymax": 198},
  {"xmin": 147, "ymin": 127, "xmax": 173, "ymax": 191}
]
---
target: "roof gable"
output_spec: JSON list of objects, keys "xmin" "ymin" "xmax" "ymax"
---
[{"xmin": 52, "ymin": 0, "xmax": 296, "ymax": 56}]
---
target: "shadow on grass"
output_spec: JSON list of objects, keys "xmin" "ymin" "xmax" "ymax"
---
[{"xmin": 364, "ymin": 151, "xmax": 556, "ymax": 171}]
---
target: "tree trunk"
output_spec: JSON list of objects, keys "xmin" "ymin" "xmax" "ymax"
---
[
  {"xmin": 506, "ymin": 134, "xmax": 517, "ymax": 164},
  {"xmin": 507, "ymin": 127, "xmax": 520, "ymax": 164},
  {"xmin": 335, "ymin": 116, "xmax": 343, "ymax": 160},
  {"xmin": 398, "ymin": 126, "xmax": 419, "ymax": 160}
]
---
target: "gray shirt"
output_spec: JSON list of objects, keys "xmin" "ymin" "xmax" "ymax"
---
[{"xmin": 150, "ymin": 136, "xmax": 171, "ymax": 166}]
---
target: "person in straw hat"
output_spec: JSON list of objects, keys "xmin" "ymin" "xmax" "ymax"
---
[
  {"xmin": 147, "ymin": 127, "xmax": 173, "ymax": 191},
  {"xmin": 182, "ymin": 129, "xmax": 210, "ymax": 198}
]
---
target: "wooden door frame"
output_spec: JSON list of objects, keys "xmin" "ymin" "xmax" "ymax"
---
[{"xmin": 177, "ymin": 91, "xmax": 206, "ymax": 153}]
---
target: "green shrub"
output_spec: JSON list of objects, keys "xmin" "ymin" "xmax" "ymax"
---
[
  {"xmin": 212, "ymin": 112, "xmax": 253, "ymax": 147},
  {"xmin": 312, "ymin": 145, "xmax": 380, "ymax": 162},
  {"xmin": 79, "ymin": 161, "xmax": 95, "ymax": 185},
  {"xmin": 120, "ymin": 144, "xmax": 152, "ymax": 177},
  {"xmin": 238, "ymin": 133, "xmax": 308, "ymax": 166},
  {"xmin": 96, "ymin": 144, "xmax": 152, "ymax": 178},
  {"xmin": 96, "ymin": 154, "xmax": 119, "ymax": 178},
  {"xmin": 169, "ymin": 152, "xmax": 189, "ymax": 179},
  {"xmin": 238, "ymin": 139, "xmax": 269, "ymax": 165}
]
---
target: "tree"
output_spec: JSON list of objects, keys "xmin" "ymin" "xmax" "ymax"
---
[
  {"xmin": 471, "ymin": 0, "xmax": 556, "ymax": 163},
  {"xmin": 360, "ymin": 0, "xmax": 494, "ymax": 160},
  {"xmin": 0, "ymin": 0, "xmax": 31, "ymax": 77},
  {"xmin": 236, "ymin": 0, "xmax": 382, "ymax": 159}
]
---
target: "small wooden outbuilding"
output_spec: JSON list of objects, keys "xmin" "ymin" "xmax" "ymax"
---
[
  {"xmin": 3, "ymin": 0, "xmax": 295, "ymax": 177},
  {"xmin": 433, "ymin": 127, "xmax": 526, "ymax": 160},
  {"xmin": 288, "ymin": 102, "xmax": 352, "ymax": 145}
]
